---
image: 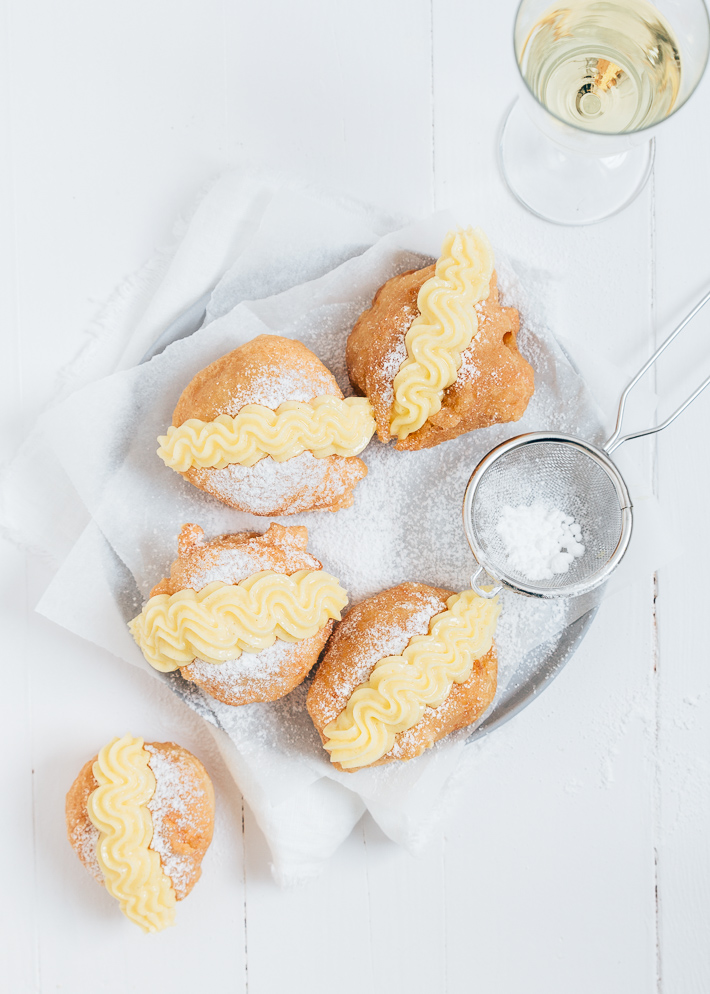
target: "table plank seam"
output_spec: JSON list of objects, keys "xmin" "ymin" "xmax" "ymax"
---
[
  {"xmin": 241, "ymin": 799, "xmax": 249, "ymax": 994},
  {"xmin": 649, "ymin": 159, "xmax": 664, "ymax": 994},
  {"xmin": 430, "ymin": 0, "xmax": 436, "ymax": 212}
]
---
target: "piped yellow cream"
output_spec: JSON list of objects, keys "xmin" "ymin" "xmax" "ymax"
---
[
  {"xmin": 129, "ymin": 571, "xmax": 349, "ymax": 672},
  {"xmin": 157, "ymin": 396, "xmax": 375, "ymax": 472},
  {"xmin": 87, "ymin": 735, "xmax": 176, "ymax": 933},
  {"xmin": 389, "ymin": 227, "xmax": 494, "ymax": 440},
  {"xmin": 323, "ymin": 590, "xmax": 500, "ymax": 770}
]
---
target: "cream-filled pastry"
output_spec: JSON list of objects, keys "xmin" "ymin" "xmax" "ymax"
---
[
  {"xmin": 158, "ymin": 335, "xmax": 374, "ymax": 514},
  {"xmin": 129, "ymin": 522, "xmax": 347, "ymax": 706},
  {"xmin": 347, "ymin": 227, "xmax": 535, "ymax": 450},
  {"xmin": 307, "ymin": 582, "xmax": 500, "ymax": 770},
  {"xmin": 65, "ymin": 735, "xmax": 214, "ymax": 932}
]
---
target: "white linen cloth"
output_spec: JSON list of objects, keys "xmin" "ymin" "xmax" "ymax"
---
[{"xmin": 2, "ymin": 169, "xmax": 678, "ymax": 884}]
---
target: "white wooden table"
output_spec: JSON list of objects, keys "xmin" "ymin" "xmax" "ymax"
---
[{"xmin": 3, "ymin": 2, "xmax": 709, "ymax": 991}]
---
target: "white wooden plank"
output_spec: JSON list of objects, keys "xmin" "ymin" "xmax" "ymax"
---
[
  {"xmin": 652, "ymin": 68, "xmax": 710, "ymax": 994},
  {"xmin": 431, "ymin": 0, "xmax": 659, "ymax": 989},
  {"xmin": 231, "ymin": 2, "xmax": 437, "ymax": 990},
  {"xmin": 2, "ymin": 0, "xmax": 249, "ymax": 987},
  {"xmin": 445, "ymin": 587, "xmax": 657, "ymax": 994},
  {"xmin": 5, "ymin": 0, "xmax": 242, "ymax": 409},
  {"xmin": 360, "ymin": 817, "xmax": 449, "ymax": 992},
  {"xmin": 242, "ymin": 807, "xmax": 376, "ymax": 994},
  {"xmin": 222, "ymin": 0, "xmax": 435, "ymax": 218},
  {"xmin": 0, "ymin": 542, "xmax": 37, "ymax": 993},
  {"xmin": 1, "ymin": 4, "xmax": 49, "ymax": 986},
  {"xmin": 26, "ymin": 560, "xmax": 247, "ymax": 991},
  {"xmin": 7, "ymin": 0, "xmax": 709, "ymax": 989}
]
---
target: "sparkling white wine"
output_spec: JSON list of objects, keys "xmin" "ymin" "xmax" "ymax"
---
[{"xmin": 519, "ymin": 0, "xmax": 682, "ymax": 133}]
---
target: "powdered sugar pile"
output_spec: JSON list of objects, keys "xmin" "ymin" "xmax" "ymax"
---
[{"xmin": 496, "ymin": 501, "xmax": 586, "ymax": 581}]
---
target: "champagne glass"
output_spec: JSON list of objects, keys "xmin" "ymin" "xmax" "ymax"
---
[{"xmin": 500, "ymin": 0, "xmax": 710, "ymax": 225}]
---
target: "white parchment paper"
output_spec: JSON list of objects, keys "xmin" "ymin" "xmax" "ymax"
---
[
  {"xmin": 32, "ymin": 206, "xmax": 612, "ymax": 882},
  {"xmin": 4, "ymin": 173, "xmax": 678, "ymax": 883}
]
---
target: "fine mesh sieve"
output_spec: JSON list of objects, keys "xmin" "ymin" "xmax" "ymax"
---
[
  {"xmin": 464, "ymin": 434, "xmax": 632, "ymax": 598},
  {"xmin": 463, "ymin": 286, "xmax": 710, "ymax": 599}
]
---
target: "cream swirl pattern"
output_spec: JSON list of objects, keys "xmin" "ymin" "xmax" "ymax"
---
[
  {"xmin": 389, "ymin": 227, "xmax": 494, "ymax": 440},
  {"xmin": 157, "ymin": 396, "xmax": 375, "ymax": 471},
  {"xmin": 322, "ymin": 590, "xmax": 500, "ymax": 769},
  {"xmin": 129, "ymin": 571, "xmax": 348, "ymax": 672},
  {"xmin": 87, "ymin": 735, "xmax": 176, "ymax": 933}
]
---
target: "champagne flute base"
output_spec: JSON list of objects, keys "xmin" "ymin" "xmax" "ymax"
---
[{"xmin": 499, "ymin": 100, "xmax": 654, "ymax": 225}]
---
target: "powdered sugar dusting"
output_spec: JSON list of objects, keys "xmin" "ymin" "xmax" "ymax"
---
[
  {"xmin": 185, "ymin": 638, "xmax": 297, "ymax": 692},
  {"xmin": 388, "ymin": 691, "xmax": 467, "ymax": 763},
  {"xmin": 222, "ymin": 366, "xmax": 337, "ymax": 412},
  {"xmin": 70, "ymin": 819, "xmax": 102, "ymax": 883},
  {"xmin": 456, "ymin": 344, "xmax": 481, "ymax": 385},
  {"xmin": 198, "ymin": 451, "xmax": 336, "ymax": 515},
  {"xmin": 380, "ymin": 335, "xmax": 409, "ymax": 410},
  {"xmin": 186, "ymin": 542, "xmax": 315, "ymax": 589},
  {"xmin": 474, "ymin": 299, "xmax": 490, "ymax": 322},
  {"xmin": 320, "ymin": 590, "xmax": 445, "ymax": 725},
  {"xmin": 182, "ymin": 546, "xmax": 257, "ymax": 588},
  {"xmin": 451, "ymin": 300, "xmax": 490, "ymax": 385},
  {"xmin": 145, "ymin": 745, "xmax": 208, "ymax": 900}
]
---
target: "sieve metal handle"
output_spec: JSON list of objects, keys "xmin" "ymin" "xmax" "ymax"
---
[
  {"xmin": 605, "ymin": 286, "xmax": 710, "ymax": 454},
  {"xmin": 470, "ymin": 567, "xmax": 503, "ymax": 599}
]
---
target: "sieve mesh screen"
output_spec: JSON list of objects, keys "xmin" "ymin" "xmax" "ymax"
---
[{"xmin": 469, "ymin": 440, "xmax": 625, "ymax": 592}]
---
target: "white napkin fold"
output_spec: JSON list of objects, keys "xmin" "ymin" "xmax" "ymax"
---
[{"xmin": 3, "ymin": 169, "xmax": 680, "ymax": 884}]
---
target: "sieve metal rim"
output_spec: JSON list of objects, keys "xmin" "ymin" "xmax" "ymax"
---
[{"xmin": 462, "ymin": 432, "xmax": 634, "ymax": 599}]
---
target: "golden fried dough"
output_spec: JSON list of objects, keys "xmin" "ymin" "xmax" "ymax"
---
[
  {"xmin": 170, "ymin": 335, "xmax": 367, "ymax": 514},
  {"xmin": 347, "ymin": 268, "xmax": 534, "ymax": 450},
  {"xmin": 65, "ymin": 741, "xmax": 214, "ymax": 901},
  {"xmin": 307, "ymin": 582, "xmax": 497, "ymax": 770},
  {"xmin": 154, "ymin": 522, "xmax": 334, "ymax": 706}
]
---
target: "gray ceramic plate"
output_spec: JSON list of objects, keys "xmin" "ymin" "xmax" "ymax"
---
[{"xmin": 143, "ymin": 294, "xmax": 598, "ymax": 743}]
